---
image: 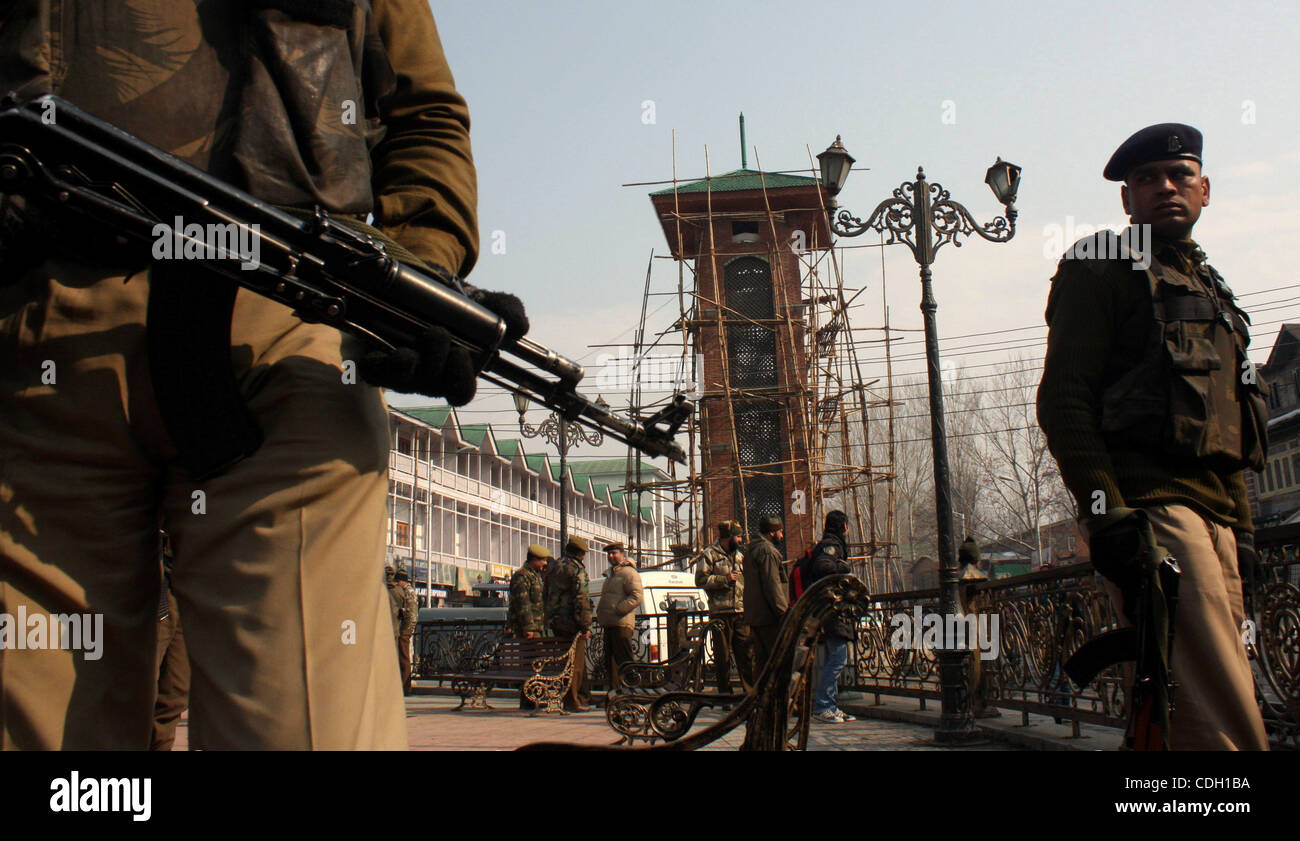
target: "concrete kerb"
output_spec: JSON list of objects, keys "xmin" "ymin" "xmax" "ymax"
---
[{"xmin": 837, "ymin": 692, "xmax": 1124, "ymax": 751}]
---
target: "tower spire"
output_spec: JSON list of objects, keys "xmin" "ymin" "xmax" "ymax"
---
[{"xmin": 739, "ymin": 112, "xmax": 747, "ymax": 169}]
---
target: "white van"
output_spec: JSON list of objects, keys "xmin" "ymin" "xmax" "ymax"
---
[{"xmin": 588, "ymin": 569, "xmax": 708, "ymax": 663}]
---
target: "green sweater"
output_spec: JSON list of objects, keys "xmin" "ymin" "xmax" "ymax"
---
[{"xmin": 1036, "ymin": 237, "xmax": 1254, "ymax": 533}]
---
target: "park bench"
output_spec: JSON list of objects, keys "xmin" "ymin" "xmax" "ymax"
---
[
  {"xmin": 434, "ymin": 636, "xmax": 579, "ymax": 714},
  {"xmin": 606, "ymin": 616, "xmax": 744, "ymax": 745},
  {"xmin": 520, "ymin": 574, "xmax": 872, "ymax": 750}
]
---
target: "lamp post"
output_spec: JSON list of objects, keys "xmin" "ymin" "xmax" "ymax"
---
[
  {"xmin": 514, "ymin": 394, "xmax": 608, "ymax": 547},
  {"xmin": 821, "ymin": 137, "xmax": 1020, "ymax": 744}
]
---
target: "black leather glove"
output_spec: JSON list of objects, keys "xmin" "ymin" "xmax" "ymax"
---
[
  {"xmin": 1234, "ymin": 529, "xmax": 1258, "ymax": 588},
  {"xmin": 357, "ymin": 326, "xmax": 476, "ymax": 406},
  {"xmin": 1086, "ymin": 507, "xmax": 1159, "ymax": 623},
  {"xmin": 467, "ymin": 287, "xmax": 529, "ymax": 343}
]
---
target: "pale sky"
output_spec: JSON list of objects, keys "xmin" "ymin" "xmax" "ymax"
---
[{"xmin": 392, "ymin": 0, "xmax": 1300, "ymax": 464}]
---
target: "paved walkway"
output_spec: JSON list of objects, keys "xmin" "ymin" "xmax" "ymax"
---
[{"xmin": 169, "ymin": 687, "xmax": 1115, "ymax": 750}]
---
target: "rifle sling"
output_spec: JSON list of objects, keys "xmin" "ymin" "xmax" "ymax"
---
[{"xmin": 147, "ymin": 262, "xmax": 263, "ymax": 481}]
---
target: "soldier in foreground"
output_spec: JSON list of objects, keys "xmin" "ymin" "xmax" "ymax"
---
[
  {"xmin": 0, "ymin": 3, "xmax": 527, "ymax": 749},
  {"xmin": 695, "ymin": 520, "xmax": 755, "ymax": 693},
  {"xmin": 545, "ymin": 536, "xmax": 594, "ymax": 712},
  {"xmin": 1038, "ymin": 123, "xmax": 1268, "ymax": 749},
  {"xmin": 596, "ymin": 542, "xmax": 643, "ymax": 691},
  {"xmin": 743, "ymin": 515, "xmax": 790, "ymax": 676}
]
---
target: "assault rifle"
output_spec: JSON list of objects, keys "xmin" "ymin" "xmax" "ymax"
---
[
  {"xmin": 1064, "ymin": 516, "xmax": 1181, "ymax": 751},
  {"xmin": 0, "ymin": 94, "xmax": 687, "ymax": 463}
]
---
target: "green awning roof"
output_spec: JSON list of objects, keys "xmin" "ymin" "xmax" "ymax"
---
[
  {"xmin": 400, "ymin": 406, "xmax": 453, "ymax": 427},
  {"xmin": 459, "ymin": 424, "xmax": 488, "ymax": 447}
]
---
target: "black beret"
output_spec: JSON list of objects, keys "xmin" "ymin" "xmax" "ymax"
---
[{"xmin": 1104, "ymin": 123, "xmax": 1203, "ymax": 182}]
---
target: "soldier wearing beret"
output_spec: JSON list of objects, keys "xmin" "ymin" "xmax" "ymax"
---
[
  {"xmin": 596, "ymin": 542, "xmax": 643, "ymax": 691},
  {"xmin": 1038, "ymin": 123, "xmax": 1268, "ymax": 749},
  {"xmin": 694, "ymin": 520, "xmax": 755, "ymax": 693},
  {"xmin": 544, "ymin": 535, "xmax": 594, "ymax": 711}
]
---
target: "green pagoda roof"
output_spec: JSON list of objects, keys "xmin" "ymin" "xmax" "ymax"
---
[{"xmin": 650, "ymin": 168, "xmax": 821, "ymax": 197}]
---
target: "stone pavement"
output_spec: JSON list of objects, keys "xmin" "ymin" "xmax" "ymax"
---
[{"xmin": 168, "ymin": 687, "xmax": 1117, "ymax": 750}]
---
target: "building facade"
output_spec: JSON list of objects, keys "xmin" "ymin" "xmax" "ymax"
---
[
  {"xmin": 1250, "ymin": 323, "xmax": 1300, "ymax": 527},
  {"xmin": 385, "ymin": 406, "xmax": 676, "ymax": 605}
]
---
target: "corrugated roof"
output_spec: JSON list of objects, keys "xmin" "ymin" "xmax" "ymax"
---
[{"xmin": 650, "ymin": 168, "xmax": 821, "ymax": 196}]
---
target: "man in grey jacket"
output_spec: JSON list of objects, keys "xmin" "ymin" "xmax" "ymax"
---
[
  {"xmin": 596, "ymin": 542, "xmax": 643, "ymax": 691},
  {"xmin": 743, "ymin": 515, "xmax": 789, "ymax": 676}
]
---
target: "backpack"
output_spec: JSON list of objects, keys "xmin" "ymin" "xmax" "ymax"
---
[{"xmin": 790, "ymin": 545, "xmax": 816, "ymax": 602}]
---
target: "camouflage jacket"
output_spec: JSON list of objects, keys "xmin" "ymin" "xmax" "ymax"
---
[
  {"xmin": 694, "ymin": 542, "xmax": 744, "ymax": 613},
  {"xmin": 507, "ymin": 564, "xmax": 545, "ymax": 636},
  {"xmin": 543, "ymin": 552, "xmax": 592, "ymax": 638},
  {"xmin": 0, "ymin": 0, "xmax": 478, "ymax": 276}
]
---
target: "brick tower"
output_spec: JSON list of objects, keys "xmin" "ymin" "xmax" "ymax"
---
[{"xmin": 650, "ymin": 147, "xmax": 832, "ymax": 554}]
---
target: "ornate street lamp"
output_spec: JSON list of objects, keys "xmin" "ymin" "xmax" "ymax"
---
[
  {"xmin": 515, "ymin": 394, "xmax": 608, "ymax": 546},
  {"xmin": 823, "ymin": 137, "xmax": 1020, "ymax": 744}
]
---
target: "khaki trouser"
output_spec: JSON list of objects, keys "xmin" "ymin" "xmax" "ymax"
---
[
  {"xmin": 710, "ymin": 612, "xmax": 755, "ymax": 693},
  {"xmin": 397, "ymin": 632, "xmax": 413, "ymax": 696},
  {"xmin": 603, "ymin": 625, "xmax": 634, "ymax": 691},
  {"xmin": 151, "ymin": 589, "xmax": 190, "ymax": 751},
  {"xmin": 0, "ymin": 258, "xmax": 406, "ymax": 749},
  {"xmin": 556, "ymin": 633, "xmax": 588, "ymax": 708},
  {"xmin": 1129, "ymin": 504, "xmax": 1268, "ymax": 750}
]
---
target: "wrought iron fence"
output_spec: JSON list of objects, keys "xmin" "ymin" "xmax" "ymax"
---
[
  {"xmin": 846, "ymin": 525, "xmax": 1300, "ymax": 748},
  {"xmin": 414, "ymin": 609, "xmax": 718, "ymax": 691}
]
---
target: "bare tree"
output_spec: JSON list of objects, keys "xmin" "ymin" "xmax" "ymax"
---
[{"xmin": 970, "ymin": 357, "xmax": 1075, "ymax": 564}]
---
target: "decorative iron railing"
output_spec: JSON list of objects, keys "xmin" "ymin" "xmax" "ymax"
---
[
  {"xmin": 415, "ymin": 609, "xmax": 717, "ymax": 691},
  {"xmin": 846, "ymin": 524, "xmax": 1300, "ymax": 749}
]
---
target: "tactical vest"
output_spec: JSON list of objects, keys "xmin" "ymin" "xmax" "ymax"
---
[{"xmin": 1099, "ymin": 249, "xmax": 1268, "ymax": 472}]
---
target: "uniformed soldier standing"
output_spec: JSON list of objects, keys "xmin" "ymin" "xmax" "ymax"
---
[
  {"xmin": 596, "ymin": 542, "xmax": 643, "ymax": 691},
  {"xmin": 1038, "ymin": 123, "xmax": 1269, "ymax": 749},
  {"xmin": 0, "ymin": 3, "xmax": 525, "ymax": 749},
  {"xmin": 508, "ymin": 544, "xmax": 550, "ymax": 639},
  {"xmin": 544, "ymin": 535, "xmax": 594, "ymax": 712},
  {"xmin": 390, "ymin": 568, "xmax": 419, "ymax": 697},
  {"xmin": 694, "ymin": 521, "xmax": 755, "ymax": 693},
  {"xmin": 743, "ymin": 515, "xmax": 790, "ymax": 677}
]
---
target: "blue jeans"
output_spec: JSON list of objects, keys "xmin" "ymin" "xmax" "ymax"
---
[{"xmin": 813, "ymin": 635, "xmax": 849, "ymax": 714}]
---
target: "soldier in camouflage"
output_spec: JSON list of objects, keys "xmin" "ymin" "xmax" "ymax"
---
[
  {"xmin": 695, "ymin": 520, "xmax": 755, "ymax": 693},
  {"xmin": 508, "ymin": 544, "xmax": 550, "ymax": 639},
  {"xmin": 544, "ymin": 535, "xmax": 593, "ymax": 711}
]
